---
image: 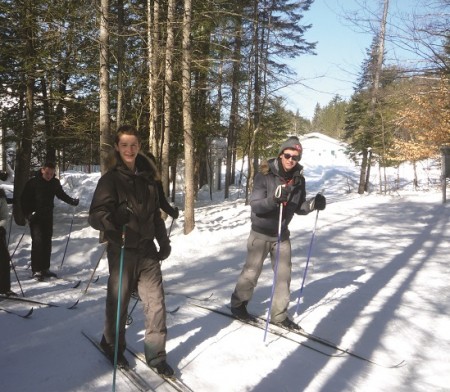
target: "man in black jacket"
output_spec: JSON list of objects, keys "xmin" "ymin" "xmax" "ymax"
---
[
  {"xmin": 230, "ymin": 136, "xmax": 326, "ymax": 330},
  {"xmin": 20, "ymin": 162, "xmax": 79, "ymax": 281}
]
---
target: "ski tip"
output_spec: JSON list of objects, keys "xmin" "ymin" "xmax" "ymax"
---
[
  {"xmin": 168, "ymin": 306, "xmax": 180, "ymax": 314},
  {"xmin": 24, "ymin": 307, "xmax": 34, "ymax": 318},
  {"xmin": 0, "ymin": 306, "xmax": 34, "ymax": 318},
  {"xmin": 67, "ymin": 299, "xmax": 80, "ymax": 309},
  {"xmin": 72, "ymin": 280, "xmax": 81, "ymax": 289}
]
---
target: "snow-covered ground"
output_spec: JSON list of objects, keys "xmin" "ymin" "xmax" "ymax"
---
[{"xmin": 1, "ymin": 141, "xmax": 449, "ymax": 392}]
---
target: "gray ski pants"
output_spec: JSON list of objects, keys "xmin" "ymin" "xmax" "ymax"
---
[
  {"xmin": 231, "ymin": 230, "xmax": 292, "ymax": 323},
  {"xmin": 103, "ymin": 243, "xmax": 167, "ymax": 366}
]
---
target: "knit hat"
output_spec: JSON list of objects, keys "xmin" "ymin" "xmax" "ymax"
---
[{"xmin": 278, "ymin": 136, "xmax": 302, "ymax": 157}]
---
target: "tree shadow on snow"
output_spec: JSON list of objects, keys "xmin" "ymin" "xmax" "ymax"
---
[{"xmin": 252, "ymin": 199, "xmax": 448, "ymax": 391}]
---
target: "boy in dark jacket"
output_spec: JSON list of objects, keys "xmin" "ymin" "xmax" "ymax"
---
[{"xmin": 89, "ymin": 125, "xmax": 174, "ymax": 377}]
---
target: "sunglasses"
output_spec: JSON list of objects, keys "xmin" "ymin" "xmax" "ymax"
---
[{"xmin": 283, "ymin": 153, "xmax": 301, "ymax": 162}]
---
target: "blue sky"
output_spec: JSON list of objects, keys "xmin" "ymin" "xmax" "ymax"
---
[{"xmin": 281, "ymin": 0, "xmax": 419, "ymax": 120}]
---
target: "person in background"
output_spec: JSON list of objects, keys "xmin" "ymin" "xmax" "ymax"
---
[
  {"xmin": 20, "ymin": 162, "xmax": 79, "ymax": 281},
  {"xmin": 0, "ymin": 183, "xmax": 17, "ymax": 297},
  {"xmin": 88, "ymin": 124, "xmax": 174, "ymax": 376},
  {"xmin": 230, "ymin": 136, "xmax": 326, "ymax": 330}
]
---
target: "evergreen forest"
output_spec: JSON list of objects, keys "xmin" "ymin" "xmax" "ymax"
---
[{"xmin": 0, "ymin": 0, "xmax": 448, "ymax": 232}]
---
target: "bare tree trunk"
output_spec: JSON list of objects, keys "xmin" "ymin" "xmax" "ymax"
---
[
  {"xmin": 413, "ymin": 161, "xmax": 418, "ymax": 190},
  {"xmin": 246, "ymin": 0, "xmax": 261, "ymax": 199},
  {"xmin": 40, "ymin": 77, "xmax": 55, "ymax": 162},
  {"xmin": 13, "ymin": 0, "xmax": 35, "ymax": 226},
  {"xmin": 99, "ymin": 0, "xmax": 112, "ymax": 174},
  {"xmin": 116, "ymin": 0, "xmax": 125, "ymax": 128},
  {"xmin": 364, "ymin": 148, "xmax": 373, "ymax": 191},
  {"xmin": 161, "ymin": 0, "xmax": 175, "ymax": 197},
  {"xmin": 147, "ymin": 0, "xmax": 159, "ymax": 157},
  {"xmin": 372, "ymin": 0, "xmax": 389, "ymax": 108},
  {"xmin": 182, "ymin": 0, "xmax": 195, "ymax": 234},
  {"xmin": 358, "ymin": 149, "xmax": 368, "ymax": 194},
  {"xmin": 359, "ymin": 0, "xmax": 389, "ymax": 194},
  {"xmin": 248, "ymin": 0, "xmax": 271, "ymax": 198},
  {"xmin": 225, "ymin": 7, "xmax": 243, "ymax": 199}
]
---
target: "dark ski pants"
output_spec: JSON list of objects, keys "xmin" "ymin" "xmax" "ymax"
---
[
  {"xmin": 231, "ymin": 230, "xmax": 292, "ymax": 323},
  {"xmin": 103, "ymin": 243, "xmax": 167, "ymax": 366},
  {"xmin": 30, "ymin": 216, "xmax": 53, "ymax": 273}
]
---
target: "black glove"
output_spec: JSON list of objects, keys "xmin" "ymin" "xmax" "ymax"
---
[
  {"xmin": 112, "ymin": 201, "xmax": 132, "ymax": 227},
  {"xmin": 273, "ymin": 186, "xmax": 291, "ymax": 204},
  {"xmin": 0, "ymin": 226, "xmax": 6, "ymax": 238},
  {"xmin": 311, "ymin": 193, "xmax": 326, "ymax": 210},
  {"xmin": 170, "ymin": 207, "xmax": 179, "ymax": 219},
  {"xmin": 71, "ymin": 198, "xmax": 79, "ymax": 206},
  {"xmin": 157, "ymin": 240, "xmax": 171, "ymax": 261}
]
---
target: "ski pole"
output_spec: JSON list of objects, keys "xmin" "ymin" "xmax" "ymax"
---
[
  {"xmin": 9, "ymin": 230, "xmax": 26, "ymax": 297},
  {"xmin": 9, "ymin": 258, "xmax": 24, "ymax": 297},
  {"xmin": 6, "ymin": 235, "xmax": 25, "ymax": 297},
  {"xmin": 126, "ymin": 289, "xmax": 141, "ymax": 325},
  {"xmin": 126, "ymin": 297, "xmax": 139, "ymax": 325},
  {"xmin": 263, "ymin": 186, "xmax": 284, "ymax": 342},
  {"xmin": 7, "ymin": 211, "xmax": 13, "ymax": 245},
  {"xmin": 112, "ymin": 225, "xmax": 126, "ymax": 391},
  {"xmin": 9, "ymin": 230, "xmax": 25, "ymax": 260},
  {"xmin": 294, "ymin": 209, "xmax": 320, "ymax": 316},
  {"xmin": 83, "ymin": 243, "xmax": 106, "ymax": 295},
  {"xmin": 59, "ymin": 206, "xmax": 75, "ymax": 270}
]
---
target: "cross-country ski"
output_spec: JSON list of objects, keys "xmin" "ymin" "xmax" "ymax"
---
[
  {"xmin": 0, "ymin": 306, "xmax": 33, "ymax": 319},
  {"xmin": 0, "ymin": 294, "xmax": 79, "ymax": 309}
]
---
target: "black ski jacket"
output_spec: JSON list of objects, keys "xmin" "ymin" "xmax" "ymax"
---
[
  {"xmin": 88, "ymin": 152, "xmax": 169, "ymax": 252},
  {"xmin": 250, "ymin": 158, "xmax": 312, "ymax": 239},
  {"xmin": 21, "ymin": 171, "xmax": 76, "ymax": 219}
]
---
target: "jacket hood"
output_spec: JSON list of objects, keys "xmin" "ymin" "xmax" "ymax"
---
[{"xmin": 105, "ymin": 150, "xmax": 160, "ymax": 181}]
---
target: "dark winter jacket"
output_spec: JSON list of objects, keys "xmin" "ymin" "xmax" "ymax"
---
[
  {"xmin": 88, "ymin": 152, "xmax": 169, "ymax": 252},
  {"xmin": 250, "ymin": 158, "xmax": 311, "ymax": 239},
  {"xmin": 20, "ymin": 171, "xmax": 76, "ymax": 219}
]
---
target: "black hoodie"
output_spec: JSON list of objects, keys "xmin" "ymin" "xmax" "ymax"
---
[{"xmin": 88, "ymin": 152, "xmax": 169, "ymax": 251}]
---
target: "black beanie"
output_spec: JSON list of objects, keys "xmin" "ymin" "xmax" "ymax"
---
[{"xmin": 278, "ymin": 136, "xmax": 302, "ymax": 157}]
